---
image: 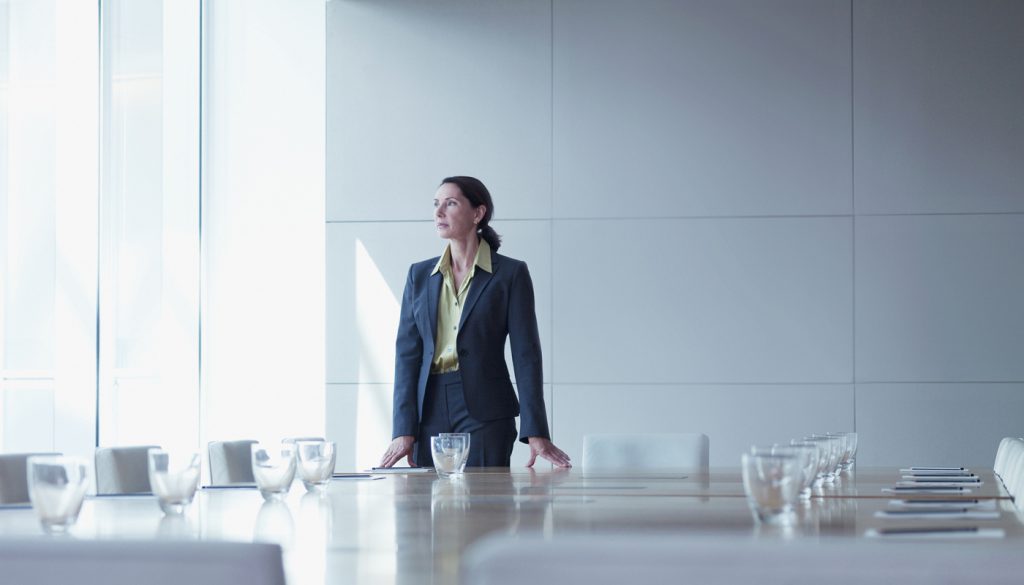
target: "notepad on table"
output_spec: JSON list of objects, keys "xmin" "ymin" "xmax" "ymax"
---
[
  {"xmin": 366, "ymin": 467, "xmax": 433, "ymax": 474},
  {"xmin": 333, "ymin": 473, "xmax": 384, "ymax": 480}
]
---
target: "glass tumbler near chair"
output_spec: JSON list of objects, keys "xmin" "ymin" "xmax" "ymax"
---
[
  {"xmin": 27, "ymin": 456, "xmax": 90, "ymax": 534},
  {"xmin": 251, "ymin": 442, "xmax": 297, "ymax": 501},
  {"xmin": 741, "ymin": 450, "xmax": 803, "ymax": 525},
  {"xmin": 295, "ymin": 440, "xmax": 337, "ymax": 492},
  {"xmin": 431, "ymin": 433, "xmax": 470, "ymax": 479},
  {"xmin": 147, "ymin": 449, "xmax": 201, "ymax": 514}
]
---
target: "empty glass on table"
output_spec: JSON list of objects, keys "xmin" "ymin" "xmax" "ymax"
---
[
  {"xmin": 431, "ymin": 434, "xmax": 470, "ymax": 479},
  {"xmin": 295, "ymin": 440, "xmax": 337, "ymax": 492},
  {"xmin": 759, "ymin": 444, "xmax": 817, "ymax": 501},
  {"xmin": 26, "ymin": 455, "xmax": 90, "ymax": 534},
  {"xmin": 251, "ymin": 442, "xmax": 297, "ymax": 501},
  {"xmin": 147, "ymin": 448, "xmax": 201, "ymax": 514},
  {"xmin": 827, "ymin": 431, "xmax": 858, "ymax": 471},
  {"xmin": 741, "ymin": 451, "xmax": 802, "ymax": 525}
]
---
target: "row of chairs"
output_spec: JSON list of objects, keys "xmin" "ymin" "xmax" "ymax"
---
[
  {"xmin": 0, "ymin": 439, "xmax": 324, "ymax": 504},
  {"xmin": 994, "ymin": 436, "xmax": 1024, "ymax": 508}
]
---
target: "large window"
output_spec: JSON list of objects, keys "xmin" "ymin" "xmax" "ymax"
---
[
  {"xmin": 1, "ymin": 0, "xmax": 324, "ymax": 459},
  {"xmin": 1, "ymin": 0, "xmax": 98, "ymax": 456},
  {"xmin": 99, "ymin": 0, "xmax": 200, "ymax": 452},
  {"xmin": 1, "ymin": 0, "xmax": 199, "ymax": 456}
]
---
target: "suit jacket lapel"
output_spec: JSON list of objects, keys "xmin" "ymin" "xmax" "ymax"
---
[
  {"xmin": 427, "ymin": 271, "xmax": 442, "ymax": 344},
  {"xmin": 459, "ymin": 253, "xmax": 497, "ymax": 330}
]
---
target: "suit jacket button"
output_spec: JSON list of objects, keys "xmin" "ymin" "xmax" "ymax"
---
[{"xmin": 458, "ymin": 349, "xmax": 468, "ymax": 357}]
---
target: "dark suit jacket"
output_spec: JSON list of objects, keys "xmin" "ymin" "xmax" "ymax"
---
[{"xmin": 391, "ymin": 248, "xmax": 550, "ymax": 443}]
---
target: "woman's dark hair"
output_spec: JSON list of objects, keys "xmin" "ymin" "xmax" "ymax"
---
[{"xmin": 440, "ymin": 176, "xmax": 502, "ymax": 251}]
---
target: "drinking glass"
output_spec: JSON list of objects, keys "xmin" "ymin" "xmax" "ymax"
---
[
  {"xmin": 740, "ymin": 452, "xmax": 802, "ymax": 525},
  {"xmin": 147, "ymin": 449, "xmax": 201, "ymax": 514},
  {"xmin": 26, "ymin": 455, "xmax": 90, "ymax": 534},
  {"xmin": 803, "ymin": 435, "xmax": 840, "ymax": 483},
  {"xmin": 252, "ymin": 443, "xmax": 297, "ymax": 501},
  {"xmin": 829, "ymin": 431, "xmax": 858, "ymax": 471},
  {"xmin": 431, "ymin": 434, "xmax": 470, "ymax": 479},
  {"xmin": 295, "ymin": 440, "xmax": 337, "ymax": 492},
  {"xmin": 761, "ymin": 444, "xmax": 817, "ymax": 501},
  {"xmin": 439, "ymin": 433, "xmax": 471, "ymax": 471}
]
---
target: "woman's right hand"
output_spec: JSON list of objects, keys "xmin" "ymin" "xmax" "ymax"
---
[{"xmin": 379, "ymin": 436, "xmax": 416, "ymax": 468}]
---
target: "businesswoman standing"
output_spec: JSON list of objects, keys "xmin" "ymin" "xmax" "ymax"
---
[{"xmin": 379, "ymin": 176, "xmax": 571, "ymax": 469}]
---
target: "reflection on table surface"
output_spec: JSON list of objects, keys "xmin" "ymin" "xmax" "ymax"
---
[{"xmin": 0, "ymin": 467, "xmax": 1020, "ymax": 585}]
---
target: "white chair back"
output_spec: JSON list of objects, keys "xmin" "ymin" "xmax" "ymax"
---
[
  {"xmin": 582, "ymin": 433, "xmax": 709, "ymax": 473},
  {"xmin": 464, "ymin": 534, "xmax": 1024, "ymax": 585},
  {"xmin": 1002, "ymin": 438, "xmax": 1024, "ymax": 507},
  {"xmin": 95, "ymin": 445, "xmax": 160, "ymax": 495},
  {"xmin": 994, "ymin": 436, "xmax": 1016, "ymax": 477},
  {"xmin": 0, "ymin": 539, "xmax": 285, "ymax": 585},
  {"xmin": 0, "ymin": 452, "xmax": 62, "ymax": 504},
  {"xmin": 208, "ymin": 439, "xmax": 257, "ymax": 485}
]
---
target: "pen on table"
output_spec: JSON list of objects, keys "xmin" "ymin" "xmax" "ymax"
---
[
  {"xmin": 900, "ymin": 499, "xmax": 981, "ymax": 505},
  {"xmin": 891, "ymin": 486, "xmax": 966, "ymax": 491},
  {"xmin": 877, "ymin": 526, "xmax": 979, "ymax": 535},
  {"xmin": 881, "ymin": 508, "xmax": 971, "ymax": 515},
  {"xmin": 903, "ymin": 477, "xmax": 980, "ymax": 482},
  {"xmin": 908, "ymin": 467, "xmax": 966, "ymax": 471}
]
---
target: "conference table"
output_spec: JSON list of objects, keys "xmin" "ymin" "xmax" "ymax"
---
[{"xmin": 0, "ymin": 467, "xmax": 1020, "ymax": 585}]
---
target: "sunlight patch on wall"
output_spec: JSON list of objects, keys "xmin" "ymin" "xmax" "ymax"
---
[{"xmin": 354, "ymin": 238, "xmax": 400, "ymax": 469}]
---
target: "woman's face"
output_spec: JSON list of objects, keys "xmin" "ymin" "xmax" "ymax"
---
[{"xmin": 433, "ymin": 183, "xmax": 484, "ymax": 240}]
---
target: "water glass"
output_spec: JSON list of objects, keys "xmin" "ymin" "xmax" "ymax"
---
[
  {"xmin": 295, "ymin": 440, "xmax": 337, "ymax": 492},
  {"xmin": 760, "ymin": 444, "xmax": 817, "ymax": 501},
  {"xmin": 439, "ymin": 432, "xmax": 471, "ymax": 470},
  {"xmin": 147, "ymin": 449, "xmax": 201, "ymax": 514},
  {"xmin": 431, "ymin": 434, "xmax": 470, "ymax": 479},
  {"xmin": 803, "ymin": 435, "xmax": 840, "ymax": 483},
  {"xmin": 252, "ymin": 443, "xmax": 297, "ymax": 501},
  {"xmin": 741, "ymin": 452, "xmax": 802, "ymax": 525},
  {"xmin": 26, "ymin": 456, "xmax": 90, "ymax": 534},
  {"xmin": 788, "ymin": 440, "xmax": 825, "ymax": 495},
  {"xmin": 828, "ymin": 431, "xmax": 858, "ymax": 471}
]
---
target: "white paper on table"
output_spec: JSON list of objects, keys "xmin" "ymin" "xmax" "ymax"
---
[
  {"xmin": 865, "ymin": 527, "xmax": 1004, "ymax": 539},
  {"xmin": 366, "ymin": 467, "xmax": 434, "ymax": 474}
]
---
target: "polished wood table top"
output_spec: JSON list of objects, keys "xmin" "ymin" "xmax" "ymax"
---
[{"xmin": 0, "ymin": 467, "xmax": 1020, "ymax": 585}]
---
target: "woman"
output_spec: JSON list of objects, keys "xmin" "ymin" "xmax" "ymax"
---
[{"xmin": 379, "ymin": 176, "xmax": 571, "ymax": 469}]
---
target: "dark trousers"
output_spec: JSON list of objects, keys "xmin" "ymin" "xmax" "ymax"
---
[{"xmin": 414, "ymin": 370, "xmax": 517, "ymax": 468}]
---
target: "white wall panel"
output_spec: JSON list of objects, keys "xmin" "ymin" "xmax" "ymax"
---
[
  {"xmin": 553, "ymin": 218, "xmax": 853, "ymax": 384},
  {"xmin": 554, "ymin": 0, "xmax": 851, "ymax": 218},
  {"xmin": 554, "ymin": 384, "xmax": 854, "ymax": 467},
  {"xmin": 856, "ymin": 215, "xmax": 1024, "ymax": 382},
  {"xmin": 854, "ymin": 0, "xmax": 1024, "ymax": 214},
  {"xmin": 328, "ymin": 220, "xmax": 553, "ymax": 385},
  {"xmin": 327, "ymin": 0, "xmax": 552, "ymax": 222},
  {"xmin": 855, "ymin": 383, "xmax": 1024, "ymax": 467}
]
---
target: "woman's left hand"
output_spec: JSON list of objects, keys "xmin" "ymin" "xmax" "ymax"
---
[{"xmin": 525, "ymin": 437, "xmax": 572, "ymax": 468}]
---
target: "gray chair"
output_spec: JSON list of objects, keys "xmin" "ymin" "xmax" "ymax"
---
[
  {"xmin": 95, "ymin": 445, "xmax": 160, "ymax": 495},
  {"xmin": 208, "ymin": 439, "xmax": 257, "ymax": 485},
  {"xmin": 0, "ymin": 539, "xmax": 285, "ymax": 585},
  {"xmin": 283, "ymin": 436, "xmax": 325, "ymax": 444},
  {"xmin": 0, "ymin": 452, "xmax": 61, "ymax": 504},
  {"xmin": 582, "ymin": 433, "xmax": 710, "ymax": 473}
]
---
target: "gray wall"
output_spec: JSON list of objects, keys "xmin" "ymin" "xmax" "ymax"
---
[{"xmin": 326, "ymin": 0, "xmax": 1024, "ymax": 469}]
